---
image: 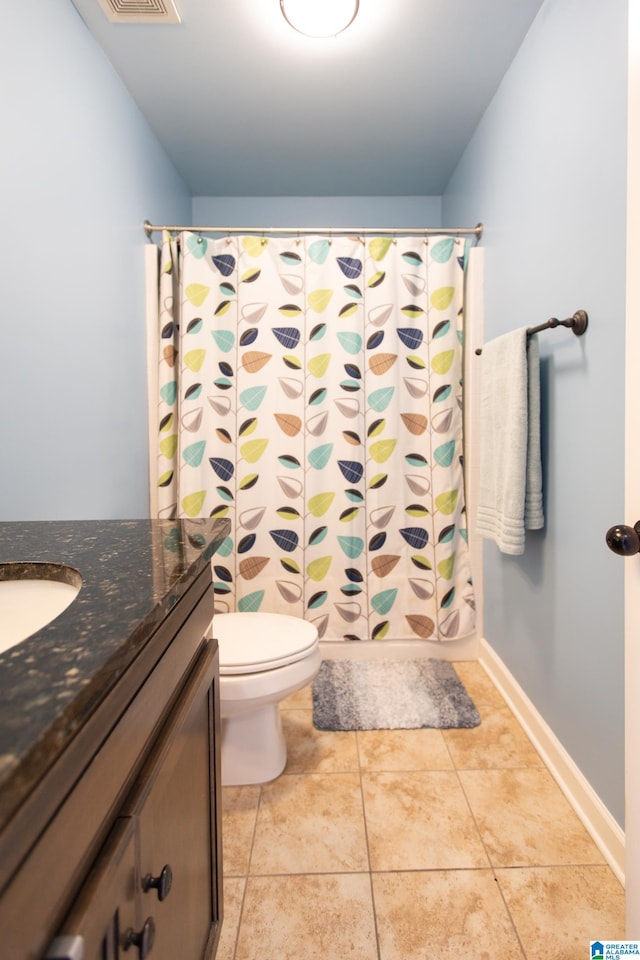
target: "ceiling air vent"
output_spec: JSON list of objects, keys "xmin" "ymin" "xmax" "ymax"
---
[{"xmin": 97, "ymin": 0, "xmax": 181, "ymax": 23}]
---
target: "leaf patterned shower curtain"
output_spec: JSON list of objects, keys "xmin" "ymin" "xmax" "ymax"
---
[{"xmin": 154, "ymin": 231, "xmax": 475, "ymax": 643}]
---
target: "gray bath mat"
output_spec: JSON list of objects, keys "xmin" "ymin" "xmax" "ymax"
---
[{"xmin": 312, "ymin": 658, "xmax": 481, "ymax": 731}]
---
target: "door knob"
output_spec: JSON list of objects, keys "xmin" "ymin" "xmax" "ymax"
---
[{"xmin": 605, "ymin": 522, "xmax": 640, "ymax": 556}]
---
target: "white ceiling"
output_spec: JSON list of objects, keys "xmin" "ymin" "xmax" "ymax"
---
[{"xmin": 70, "ymin": 0, "xmax": 545, "ymax": 196}]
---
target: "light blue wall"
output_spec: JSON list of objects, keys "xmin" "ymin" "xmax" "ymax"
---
[
  {"xmin": 1, "ymin": 0, "xmax": 191, "ymax": 521},
  {"xmin": 443, "ymin": 0, "xmax": 627, "ymax": 825},
  {"xmin": 192, "ymin": 195, "xmax": 442, "ymax": 228}
]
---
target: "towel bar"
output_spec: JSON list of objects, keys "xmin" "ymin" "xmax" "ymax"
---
[{"xmin": 474, "ymin": 309, "xmax": 588, "ymax": 356}]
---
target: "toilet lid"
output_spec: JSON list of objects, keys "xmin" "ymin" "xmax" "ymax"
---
[{"xmin": 214, "ymin": 612, "xmax": 319, "ymax": 675}]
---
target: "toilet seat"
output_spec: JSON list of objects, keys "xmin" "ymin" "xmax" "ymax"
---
[{"xmin": 215, "ymin": 612, "xmax": 318, "ymax": 675}]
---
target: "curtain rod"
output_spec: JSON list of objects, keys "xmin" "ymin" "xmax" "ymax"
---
[{"xmin": 143, "ymin": 219, "xmax": 483, "ymax": 240}]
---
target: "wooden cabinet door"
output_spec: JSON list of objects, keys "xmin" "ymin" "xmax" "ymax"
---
[
  {"xmin": 55, "ymin": 818, "xmax": 139, "ymax": 960},
  {"xmin": 123, "ymin": 640, "xmax": 222, "ymax": 960}
]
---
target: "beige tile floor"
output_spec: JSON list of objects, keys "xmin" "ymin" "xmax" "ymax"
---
[{"xmin": 218, "ymin": 660, "xmax": 624, "ymax": 960}]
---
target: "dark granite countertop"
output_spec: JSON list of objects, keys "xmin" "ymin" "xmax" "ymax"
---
[{"xmin": 0, "ymin": 518, "xmax": 229, "ymax": 831}]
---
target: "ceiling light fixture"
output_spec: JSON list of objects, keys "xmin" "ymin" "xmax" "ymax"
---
[{"xmin": 280, "ymin": 0, "xmax": 359, "ymax": 38}]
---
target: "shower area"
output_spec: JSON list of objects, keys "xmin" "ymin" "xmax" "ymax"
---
[{"xmin": 146, "ymin": 225, "xmax": 484, "ymax": 660}]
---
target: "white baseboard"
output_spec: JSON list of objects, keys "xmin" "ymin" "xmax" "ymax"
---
[{"xmin": 479, "ymin": 638, "xmax": 625, "ymax": 885}]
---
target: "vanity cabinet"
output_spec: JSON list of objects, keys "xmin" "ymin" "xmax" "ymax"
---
[
  {"xmin": 0, "ymin": 564, "xmax": 223, "ymax": 960},
  {"xmin": 55, "ymin": 639, "xmax": 221, "ymax": 960},
  {"xmin": 123, "ymin": 641, "xmax": 220, "ymax": 960}
]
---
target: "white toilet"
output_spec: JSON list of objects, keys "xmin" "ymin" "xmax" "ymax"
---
[{"xmin": 213, "ymin": 612, "xmax": 321, "ymax": 786}]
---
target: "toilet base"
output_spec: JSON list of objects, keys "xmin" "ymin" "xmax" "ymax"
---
[{"xmin": 220, "ymin": 703, "xmax": 287, "ymax": 786}]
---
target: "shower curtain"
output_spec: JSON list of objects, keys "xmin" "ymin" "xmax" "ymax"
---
[{"xmin": 153, "ymin": 231, "xmax": 475, "ymax": 643}]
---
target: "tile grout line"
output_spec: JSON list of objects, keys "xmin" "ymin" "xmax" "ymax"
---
[
  {"xmin": 228, "ymin": 876, "xmax": 245, "ymax": 960},
  {"xmin": 443, "ymin": 709, "xmax": 529, "ymax": 959},
  {"xmin": 228, "ymin": 783, "xmax": 264, "ymax": 960},
  {"xmin": 355, "ymin": 729, "xmax": 384, "ymax": 960}
]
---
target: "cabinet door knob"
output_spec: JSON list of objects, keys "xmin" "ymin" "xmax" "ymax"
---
[
  {"xmin": 143, "ymin": 864, "xmax": 173, "ymax": 901},
  {"xmin": 123, "ymin": 917, "xmax": 156, "ymax": 959},
  {"xmin": 605, "ymin": 522, "xmax": 640, "ymax": 556}
]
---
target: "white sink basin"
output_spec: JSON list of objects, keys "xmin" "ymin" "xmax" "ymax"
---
[{"xmin": 0, "ymin": 564, "xmax": 82, "ymax": 655}]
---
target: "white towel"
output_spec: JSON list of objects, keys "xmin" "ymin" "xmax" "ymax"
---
[{"xmin": 476, "ymin": 328, "xmax": 544, "ymax": 555}]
